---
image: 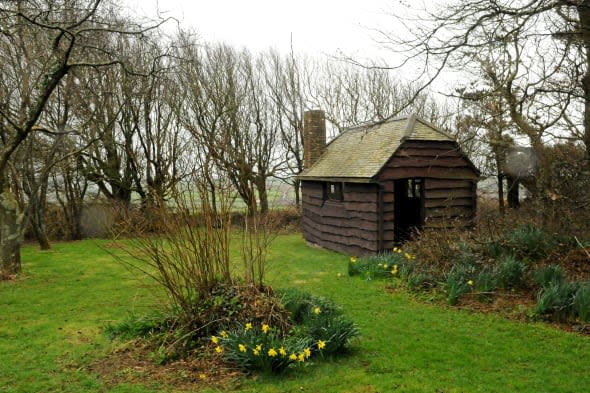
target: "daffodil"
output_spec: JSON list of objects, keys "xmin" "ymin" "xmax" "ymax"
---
[
  {"xmin": 467, "ymin": 280, "xmax": 474, "ymax": 286},
  {"xmin": 350, "ymin": 256, "xmax": 357, "ymax": 263},
  {"xmin": 313, "ymin": 306, "xmax": 321, "ymax": 315},
  {"xmin": 404, "ymin": 252, "xmax": 412, "ymax": 259},
  {"xmin": 220, "ymin": 330, "xmax": 228, "ymax": 338},
  {"xmin": 245, "ymin": 322, "xmax": 252, "ymax": 330},
  {"xmin": 279, "ymin": 346, "xmax": 287, "ymax": 356},
  {"xmin": 255, "ymin": 344, "xmax": 262, "ymax": 352},
  {"xmin": 393, "ymin": 247, "xmax": 399, "ymax": 252},
  {"xmin": 215, "ymin": 345, "xmax": 223, "ymax": 354},
  {"xmin": 383, "ymin": 263, "xmax": 388, "ymax": 269},
  {"xmin": 396, "ymin": 248, "xmax": 402, "ymax": 254},
  {"xmin": 303, "ymin": 348, "xmax": 311, "ymax": 358},
  {"xmin": 268, "ymin": 348, "xmax": 278, "ymax": 357},
  {"xmin": 211, "ymin": 336, "xmax": 218, "ymax": 344},
  {"xmin": 261, "ymin": 323, "xmax": 270, "ymax": 333},
  {"xmin": 317, "ymin": 340, "xmax": 326, "ymax": 350},
  {"xmin": 239, "ymin": 344, "xmax": 247, "ymax": 353},
  {"xmin": 297, "ymin": 353, "xmax": 305, "ymax": 362},
  {"xmin": 289, "ymin": 353, "xmax": 297, "ymax": 361},
  {"xmin": 253, "ymin": 348, "xmax": 260, "ymax": 356}
]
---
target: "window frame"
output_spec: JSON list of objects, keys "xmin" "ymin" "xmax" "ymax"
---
[{"xmin": 324, "ymin": 182, "xmax": 344, "ymax": 202}]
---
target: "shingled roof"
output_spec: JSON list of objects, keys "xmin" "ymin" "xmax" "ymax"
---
[{"xmin": 299, "ymin": 114, "xmax": 454, "ymax": 182}]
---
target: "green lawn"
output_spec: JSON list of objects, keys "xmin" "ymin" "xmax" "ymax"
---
[{"xmin": 2, "ymin": 235, "xmax": 590, "ymax": 392}]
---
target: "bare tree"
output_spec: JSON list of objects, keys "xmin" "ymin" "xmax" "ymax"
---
[
  {"xmin": 0, "ymin": 0, "xmax": 166, "ymax": 275},
  {"xmin": 51, "ymin": 135, "xmax": 89, "ymax": 240},
  {"xmin": 379, "ymin": 0, "xmax": 590, "ymax": 175},
  {"xmin": 74, "ymin": 63, "xmax": 144, "ymax": 205},
  {"xmin": 178, "ymin": 39, "xmax": 285, "ymax": 215},
  {"xmin": 261, "ymin": 50, "xmax": 306, "ymax": 205}
]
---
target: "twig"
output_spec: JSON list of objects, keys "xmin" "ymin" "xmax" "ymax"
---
[{"xmin": 575, "ymin": 236, "xmax": 590, "ymax": 261}]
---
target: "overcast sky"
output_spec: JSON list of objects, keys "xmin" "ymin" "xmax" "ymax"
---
[{"xmin": 127, "ymin": 0, "xmax": 397, "ymax": 58}]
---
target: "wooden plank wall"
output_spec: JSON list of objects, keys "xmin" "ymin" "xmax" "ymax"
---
[
  {"xmin": 423, "ymin": 178, "xmax": 477, "ymax": 229},
  {"xmin": 379, "ymin": 140, "xmax": 479, "ymax": 180},
  {"xmin": 379, "ymin": 140, "xmax": 478, "ymax": 242},
  {"xmin": 302, "ymin": 181, "xmax": 379, "ymax": 256}
]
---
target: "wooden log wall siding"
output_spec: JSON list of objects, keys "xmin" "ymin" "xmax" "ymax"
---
[
  {"xmin": 376, "ymin": 139, "xmax": 479, "ymax": 248},
  {"xmin": 302, "ymin": 181, "xmax": 380, "ymax": 256},
  {"xmin": 378, "ymin": 140, "xmax": 480, "ymax": 180}
]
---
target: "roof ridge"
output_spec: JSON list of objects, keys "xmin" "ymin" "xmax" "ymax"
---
[
  {"xmin": 411, "ymin": 116, "xmax": 455, "ymax": 140},
  {"xmin": 343, "ymin": 114, "xmax": 411, "ymax": 133}
]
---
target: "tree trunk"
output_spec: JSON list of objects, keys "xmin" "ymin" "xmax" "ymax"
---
[
  {"xmin": 497, "ymin": 173, "xmax": 505, "ymax": 214},
  {"xmin": 256, "ymin": 179, "xmax": 269, "ymax": 214},
  {"xmin": 28, "ymin": 192, "xmax": 51, "ymax": 250},
  {"xmin": 294, "ymin": 179, "xmax": 301, "ymax": 207},
  {"xmin": 0, "ymin": 192, "xmax": 23, "ymax": 276},
  {"xmin": 578, "ymin": 0, "xmax": 590, "ymax": 171},
  {"xmin": 31, "ymin": 214, "xmax": 51, "ymax": 250}
]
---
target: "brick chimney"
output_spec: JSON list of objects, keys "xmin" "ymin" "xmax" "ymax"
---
[{"xmin": 303, "ymin": 110, "xmax": 326, "ymax": 169}]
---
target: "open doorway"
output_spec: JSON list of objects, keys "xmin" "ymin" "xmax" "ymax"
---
[{"xmin": 394, "ymin": 178, "xmax": 425, "ymax": 243}]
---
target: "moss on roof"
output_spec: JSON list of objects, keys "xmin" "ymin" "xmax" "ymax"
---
[{"xmin": 299, "ymin": 114, "xmax": 453, "ymax": 180}]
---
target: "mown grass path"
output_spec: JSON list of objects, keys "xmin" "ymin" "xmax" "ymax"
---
[{"xmin": 1, "ymin": 235, "xmax": 589, "ymax": 392}]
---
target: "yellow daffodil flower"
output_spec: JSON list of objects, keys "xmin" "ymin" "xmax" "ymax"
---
[
  {"xmin": 289, "ymin": 353, "xmax": 297, "ymax": 361},
  {"xmin": 255, "ymin": 344, "xmax": 262, "ymax": 352},
  {"xmin": 393, "ymin": 247, "xmax": 399, "ymax": 252},
  {"xmin": 239, "ymin": 344, "xmax": 247, "ymax": 353},
  {"xmin": 261, "ymin": 323, "xmax": 270, "ymax": 333},
  {"xmin": 297, "ymin": 353, "xmax": 305, "ymax": 362},
  {"xmin": 253, "ymin": 348, "xmax": 260, "ymax": 356},
  {"xmin": 245, "ymin": 322, "xmax": 252, "ymax": 330},
  {"xmin": 313, "ymin": 307, "xmax": 321, "ymax": 315},
  {"xmin": 303, "ymin": 348, "xmax": 311, "ymax": 358},
  {"xmin": 383, "ymin": 263, "xmax": 388, "ymax": 269},
  {"xmin": 211, "ymin": 336, "xmax": 218, "ymax": 344},
  {"xmin": 268, "ymin": 348, "xmax": 278, "ymax": 357},
  {"xmin": 467, "ymin": 280, "xmax": 474, "ymax": 286},
  {"xmin": 279, "ymin": 346, "xmax": 287, "ymax": 356},
  {"xmin": 215, "ymin": 345, "xmax": 223, "ymax": 354},
  {"xmin": 350, "ymin": 256, "xmax": 357, "ymax": 263},
  {"xmin": 317, "ymin": 340, "xmax": 326, "ymax": 350},
  {"xmin": 220, "ymin": 330, "xmax": 228, "ymax": 338}
]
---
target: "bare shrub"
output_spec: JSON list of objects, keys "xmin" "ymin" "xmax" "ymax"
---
[{"xmin": 241, "ymin": 212, "xmax": 276, "ymax": 288}]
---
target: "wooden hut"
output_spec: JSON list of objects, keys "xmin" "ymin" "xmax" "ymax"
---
[{"xmin": 299, "ymin": 110, "xmax": 480, "ymax": 256}]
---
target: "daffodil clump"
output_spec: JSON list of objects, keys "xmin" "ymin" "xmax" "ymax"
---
[
  {"xmin": 348, "ymin": 248, "xmax": 416, "ymax": 280},
  {"xmin": 214, "ymin": 289, "xmax": 360, "ymax": 374},
  {"xmin": 213, "ymin": 322, "xmax": 325, "ymax": 373}
]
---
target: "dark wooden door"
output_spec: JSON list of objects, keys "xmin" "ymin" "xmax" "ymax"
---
[{"xmin": 394, "ymin": 178, "xmax": 424, "ymax": 243}]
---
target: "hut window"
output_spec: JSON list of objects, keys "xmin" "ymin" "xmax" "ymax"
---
[
  {"xmin": 407, "ymin": 178, "xmax": 423, "ymax": 199},
  {"xmin": 324, "ymin": 182, "xmax": 343, "ymax": 201}
]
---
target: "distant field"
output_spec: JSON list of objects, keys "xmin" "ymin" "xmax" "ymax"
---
[{"xmin": 2, "ymin": 235, "xmax": 590, "ymax": 392}]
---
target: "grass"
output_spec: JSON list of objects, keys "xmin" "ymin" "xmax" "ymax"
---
[{"xmin": 2, "ymin": 235, "xmax": 590, "ymax": 392}]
